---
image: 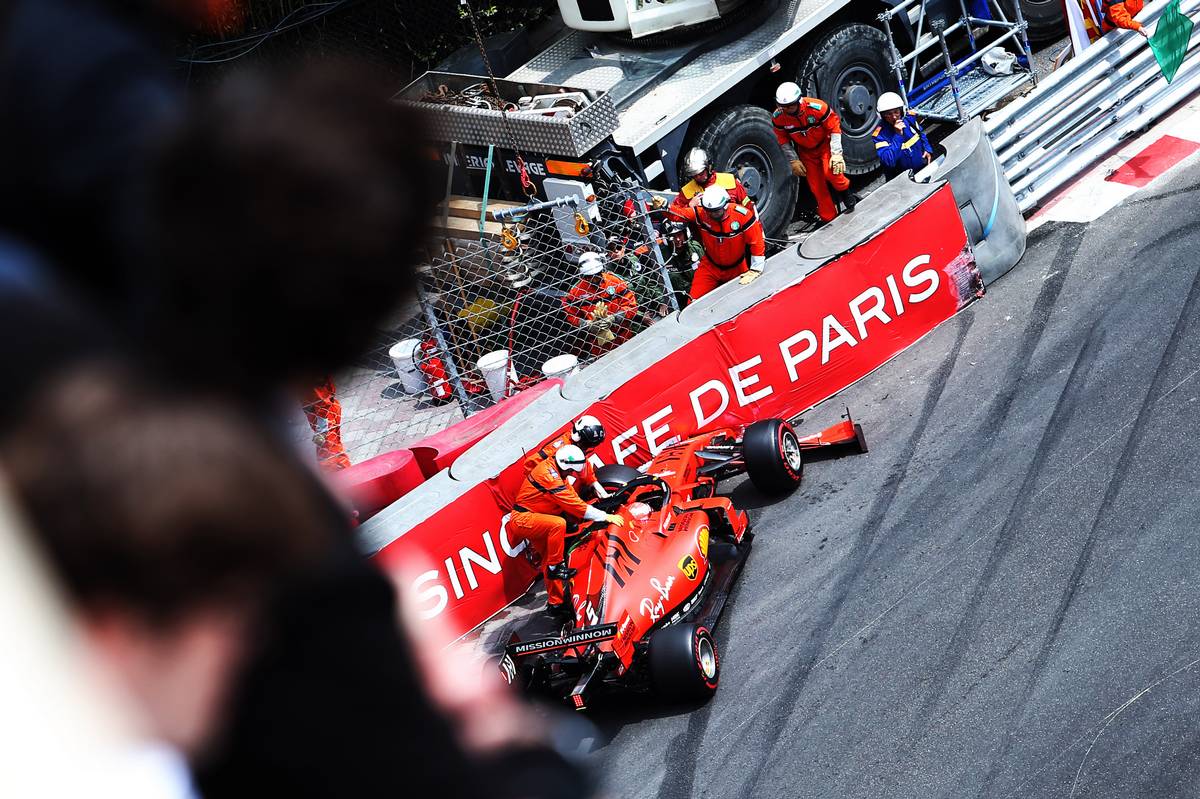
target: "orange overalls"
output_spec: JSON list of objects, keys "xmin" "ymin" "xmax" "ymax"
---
[
  {"xmin": 302, "ymin": 377, "xmax": 350, "ymax": 472},
  {"xmin": 562, "ymin": 271, "xmax": 639, "ymax": 356},
  {"xmin": 667, "ymin": 171, "xmax": 751, "ymax": 223},
  {"xmin": 510, "ymin": 458, "xmax": 595, "ymax": 604},
  {"xmin": 773, "ymin": 98, "xmax": 851, "ymax": 223},
  {"xmin": 687, "ymin": 201, "xmax": 766, "ymax": 300},
  {"xmin": 1101, "ymin": 0, "xmax": 1144, "ymax": 32},
  {"xmin": 523, "ymin": 431, "xmax": 598, "ymax": 486}
]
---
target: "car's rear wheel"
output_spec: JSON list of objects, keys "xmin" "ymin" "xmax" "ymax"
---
[
  {"xmin": 743, "ymin": 418, "xmax": 803, "ymax": 494},
  {"xmin": 648, "ymin": 623, "xmax": 720, "ymax": 701}
]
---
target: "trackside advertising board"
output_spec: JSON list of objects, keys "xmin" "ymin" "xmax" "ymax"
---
[{"xmin": 373, "ymin": 186, "xmax": 981, "ymax": 637}]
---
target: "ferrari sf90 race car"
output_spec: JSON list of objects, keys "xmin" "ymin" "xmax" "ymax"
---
[{"xmin": 499, "ymin": 414, "xmax": 867, "ymax": 710}]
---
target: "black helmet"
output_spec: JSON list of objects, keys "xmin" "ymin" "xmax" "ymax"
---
[{"xmin": 571, "ymin": 415, "xmax": 605, "ymax": 449}]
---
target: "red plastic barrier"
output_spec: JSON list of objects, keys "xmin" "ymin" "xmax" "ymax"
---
[
  {"xmin": 374, "ymin": 187, "xmax": 981, "ymax": 637},
  {"xmin": 408, "ymin": 378, "xmax": 564, "ymax": 478},
  {"xmin": 333, "ymin": 449, "xmax": 426, "ymax": 521}
]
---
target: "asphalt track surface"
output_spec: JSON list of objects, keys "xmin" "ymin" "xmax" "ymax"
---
[{"xmin": 587, "ymin": 162, "xmax": 1200, "ymax": 798}]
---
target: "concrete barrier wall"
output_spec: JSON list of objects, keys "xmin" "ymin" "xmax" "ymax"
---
[{"xmin": 931, "ymin": 118, "xmax": 1026, "ymax": 284}]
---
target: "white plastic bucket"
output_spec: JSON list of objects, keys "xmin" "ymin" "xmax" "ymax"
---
[
  {"xmin": 542, "ymin": 353, "xmax": 580, "ymax": 380},
  {"xmin": 388, "ymin": 339, "xmax": 426, "ymax": 395},
  {"xmin": 476, "ymin": 349, "xmax": 515, "ymax": 402}
]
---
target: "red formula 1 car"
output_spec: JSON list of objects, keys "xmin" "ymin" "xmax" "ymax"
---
[{"xmin": 499, "ymin": 414, "xmax": 867, "ymax": 710}]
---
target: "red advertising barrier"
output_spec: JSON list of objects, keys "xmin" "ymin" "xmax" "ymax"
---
[{"xmin": 373, "ymin": 187, "xmax": 981, "ymax": 638}]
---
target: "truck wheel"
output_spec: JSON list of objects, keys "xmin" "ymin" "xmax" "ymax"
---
[
  {"xmin": 1013, "ymin": 0, "xmax": 1065, "ymax": 43},
  {"xmin": 743, "ymin": 418, "xmax": 803, "ymax": 494},
  {"xmin": 693, "ymin": 105, "xmax": 798, "ymax": 241},
  {"xmin": 795, "ymin": 23, "xmax": 895, "ymax": 177},
  {"xmin": 649, "ymin": 623, "xmax": 720, "ymax": 701}
]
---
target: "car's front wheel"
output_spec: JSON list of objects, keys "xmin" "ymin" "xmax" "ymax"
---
[
  {"xmin": 649, "ymin": 623, "xmax": 720, "ymax": 701},
  {"xmin": 743, "ymin": 418, "xmax": 803, "ymax": 494}
]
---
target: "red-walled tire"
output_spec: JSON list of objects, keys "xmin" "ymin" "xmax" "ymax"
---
[
  {"xmin": 649, "ymin": 623, "xmax": 720, "ymax": 701},
  {"xmin": 743, "ymin": 418, "xmax": 803, "ymax": 494}
]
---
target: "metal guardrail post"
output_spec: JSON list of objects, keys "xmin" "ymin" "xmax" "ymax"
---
[
  {"xmin": 879, "ymin": 11, "xmax": 913, "ymax": 110},
  {"xmin": 935, "ymin": 22, "xmax": 969, "ymax": 124},
  {"xmin": 416, "ymin": 279, "xmax": 481, "ymax": 417},
  {"xmin": 633, "ymin": 188, "xmax": 681, "ymax": 314},
  {"xmin": 1005, "ymin": 0, "xmax": 1035, "ymax": 85}
]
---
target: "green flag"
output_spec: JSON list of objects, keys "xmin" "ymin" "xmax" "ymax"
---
[{"xmin": 1149, "ymin": 0, "xmax": 1195, "ymax": 83}]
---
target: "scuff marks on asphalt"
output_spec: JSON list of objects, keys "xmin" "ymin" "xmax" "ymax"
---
[
  {"xmin": 901, "ymin": 223, "xmax": 1091, "ymax": 727},
  {"xmin": 979, "ymin": 224, "xmax": 1200, "ymax": 797},
  {"xmin": 720, "ymin": 310, "xmax": 976, "ymax": 799}
]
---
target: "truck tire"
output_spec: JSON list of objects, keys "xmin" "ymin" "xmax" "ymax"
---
[
  {"xmin": 649, "ymin": 623, "xmax": 720, "ymax": 701},
  {"xmin": 743, "ymin": 418, "xmax": 803, "ymax": 494},
  {"xmin": 1014, "ymin": 0, "xmax": 1065, "ymax": 43},
  {"xmin": 795, "ymin": 23, "xmax": 895, "ymax": 177},
  {"xmin": 693, "ymin": 105, "xmax": 797, "ymax": 240}
]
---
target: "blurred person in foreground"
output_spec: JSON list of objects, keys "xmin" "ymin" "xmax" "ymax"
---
[
  {"xmin": 141, "ymin": 65, "xmax": 594, "ymax": 798},
  {"xmin": 0, "ymin": 366, "xmax": 331, "ymax": 791}
]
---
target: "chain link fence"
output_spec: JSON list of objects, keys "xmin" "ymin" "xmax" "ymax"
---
[{"xmin": 295, "ymin": 178, "xmax": 699, "ymax": 467}]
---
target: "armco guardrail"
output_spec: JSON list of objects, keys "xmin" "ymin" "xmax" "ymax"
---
[
  {"xmin": 986, "ymin": 0, "xmax": 1200, "ymax": 214},
  {"xmin": 363, "ymin": 181, "xmax": 985, "ymax": 638}
]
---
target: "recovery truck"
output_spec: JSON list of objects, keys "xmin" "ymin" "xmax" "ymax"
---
[{"xmin": 400, "ymin": 0, "xmax": 1059, "ymax": 239}]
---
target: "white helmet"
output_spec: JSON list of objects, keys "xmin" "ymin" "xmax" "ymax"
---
[
  {"xmin": 555, "ymin": 444, "xmax": 587, "ymax": 472},
  {"xmin": 700, "ymin": 184, "xmax": 730, "ymax": 211},
  {"xmin": 775, "ymin": 81, "xmax": 802, "ymax": 106},
  {"xmin": 571, "ymin": 415, "xmax": 605, "ymax": 449},
  {"xmin": 681, "ymin": 148, "xmax": 712, "ymax": 179},
  {"xmin": 578, "ymin": 251, "xmax": 605, "ymax": 277},
  {"xmin": 877, "ymin": 91, "xmax": 904, "ymax": 114}
]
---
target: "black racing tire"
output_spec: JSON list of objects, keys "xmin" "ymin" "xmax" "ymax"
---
[
  {"xmin": 594, "ymin": 463, "xmax": 643, "ymax": 490},
  {"xmin": 795, "ymin": 23, "xmax": 895, "ymax": 177},
  {"xmin": 1014, "ymin": 0, "xmax": 1066, "ymax": 43},
  {"xmin": 692, "ymin": 105, "xmax": 798, "ymax": 241},
  {"xmin": 648, "ymin": 623, "xmax": 720, "ymax": 701},
  {"xmin": 743, "ymin": 418, "xmax": 803, "ymax": 494}
]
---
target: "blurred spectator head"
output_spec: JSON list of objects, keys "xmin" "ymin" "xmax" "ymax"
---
[
  {"xmin": 1, "ymin": 365, "xmax": 330, "ymax": 754},
  {"xmin": 144, "ymin": 62, "xmax": 435, "ymax": 398}
]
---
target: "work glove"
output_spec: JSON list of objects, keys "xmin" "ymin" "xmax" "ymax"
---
[
  {"xmin": 650, "ymin": 195, "xmax": 667, "ymax": 209},
  {"xmin": 1137, "ymin": 26, "xmax": 1150, "ymax": 38},
  {"xmin": 739, "ymin": 270, "xmax": 761, "ymax": 285},
  {"xmin": 790, "ymin": 159, "xmax": 806, "ymax": 177},
  {"xmin": 592, "ymin": 482, "xmax": 611, "ymax": 499},
  {"xmin": 830, "ymin": 152, "xmax": 846, "ymax": 175},
  {"xmin": 605, "ymin": 513, "xmax": 625, "ymax": 527}
]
